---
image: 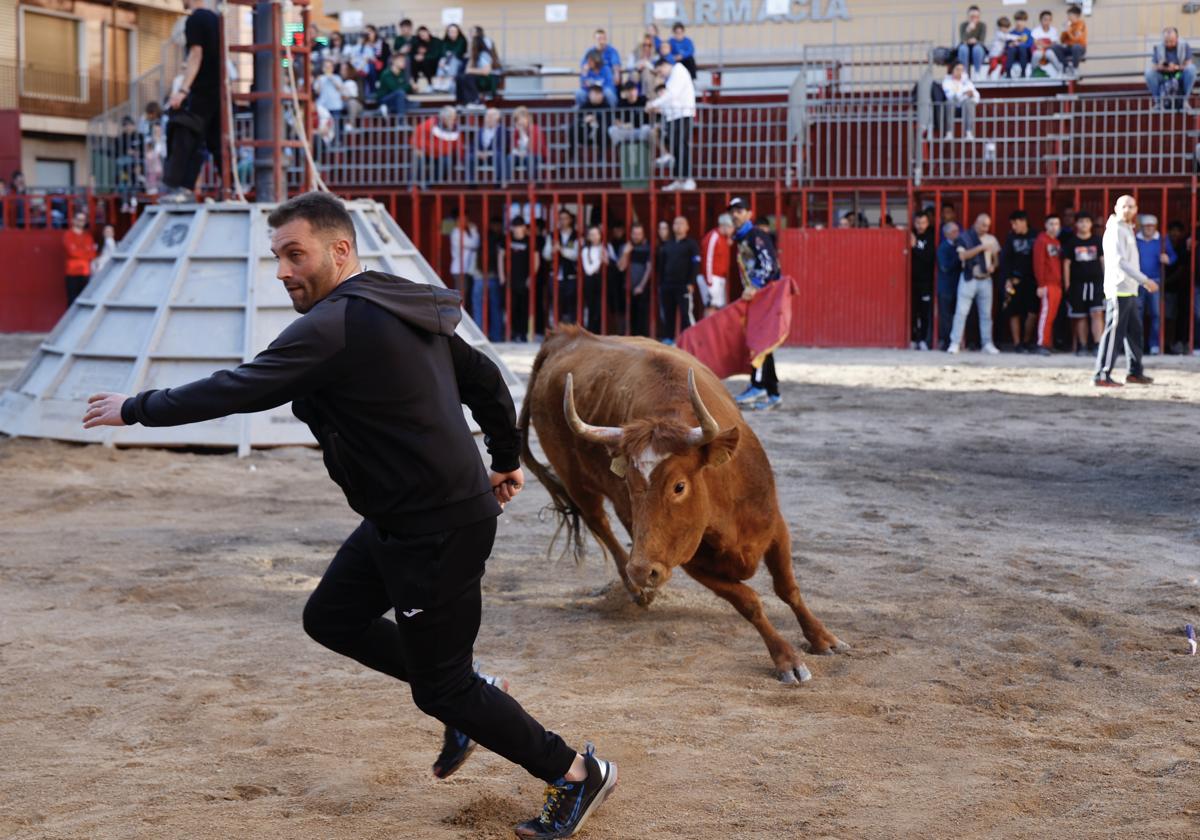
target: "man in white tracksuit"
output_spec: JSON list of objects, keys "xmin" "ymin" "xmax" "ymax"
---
[{"xmin": 1094, "ymin": 195, "xmax": 1160, "ymax": 387}]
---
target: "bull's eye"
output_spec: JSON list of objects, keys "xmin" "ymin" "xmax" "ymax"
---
[{"xmin": 674, "ymin": 481, "xmax": 686, "ymax": 495}]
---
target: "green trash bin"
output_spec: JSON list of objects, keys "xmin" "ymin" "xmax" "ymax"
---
[{"xmin": 620, "ymin": 140, "xmax": 650, "ymax": 189}]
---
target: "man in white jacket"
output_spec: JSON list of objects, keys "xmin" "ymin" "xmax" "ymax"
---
[
  {"xmin": 1094, "ymin": 195, "xmax": 1160, "ymax": 387},
  {"xmin": 646, "ymin": 59, "xmax": 696, "ymax": 191}
]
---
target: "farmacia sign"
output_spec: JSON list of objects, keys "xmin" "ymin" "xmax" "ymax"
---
[{"xmin": 643, "ymin": 0, "xmax": 851, "ymax": 25}]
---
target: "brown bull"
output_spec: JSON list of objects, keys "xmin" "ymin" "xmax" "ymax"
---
[{"xmin": 518, "ymin": 326, "xmax": 847, "ymax": 683}]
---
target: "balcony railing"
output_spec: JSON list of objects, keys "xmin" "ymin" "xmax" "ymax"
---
[{"xmin": 0, "ymin": 61, "xmax": 134, "ymax": 121}]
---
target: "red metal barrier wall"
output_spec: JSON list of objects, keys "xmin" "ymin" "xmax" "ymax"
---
[
  {"xmin": 782, "ymin": 228, "xmax": 909, "ymax": 348},
  {"xmin": 0, "ymin": 229, "xmax": 68, "ymax": 331}
]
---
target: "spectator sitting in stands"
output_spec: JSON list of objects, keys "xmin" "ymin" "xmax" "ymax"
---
[
  {"xmin": 577, "ymin": 49, "xmax": 617, "ymax": 107},
  {"xmin": 628, "ymin": 34, "xmax": 658, "ymax": 94},
  {"xmin": 668, "ymin": 22, "xmax": 697, "ymax": 78},
  {"xmin": 1135, "ymin": 214, "xmax": 1177, "ymax": 355},
  {"xmin": 941, "ymin": 62, "xmax": 981, "ymax": 140},
  {"xmin": 1031, "ymin": 10, "xmax": 1063, "ymax": 76},
  {"xmin": 509, "ymin": 106, "xmax": 545, "ymax": 184},
  {"xmin": 1147, "ymin": 27, "xmax": 1195, "ymax": 111},
  {"xmin": 457, "ymin": 26, "xmax": 499, "ymax": 107},
  {"xmin": 608, "ymin": 81, "xmax": 653, "ymax": 148},
  {"xmin": 576, "ymin": 85, "xmax": 613, "ymax": 153},
  {"xmin": 347, "ymin": 25, "xmax": 388, "ymax": 96},
  {"xmin": 583, "ymin": 29, "xmax": 622, "ymax": 91},
  {"xmin": 313, "ymin": 59, "xmax": 346, "ymax": 128},
  {"xmin": 987, "ymin": 17, "xmax": 1014, "ymax": 80},
  {"xmin": 337, "ymin": 61, "xmax": 363, "ymax": 130},
  {"xmin": 1059, "ymin": 5, "xmax": 1087, "ymax": 77},
  {"xmin": 392, "ymin": 18, "xmax": 414, "ymax": 57},
  {"xmin": 957, "ymin": 5, "xmax": 987, "ymax": 80},
  {"xmin": 1006, "ymin": 11, "xmax": 1034, "ymax": 79},
  {"xmin": 377, "ymin": 53, "xmax": 412, "ymax": 117},
  {"xmin": 316, "ymin": 31, "xmax": 346, "ymax": 70},
  {"xmin": 433, "ymin": 24, "xmax": 467, "ymax": 94},
  {"xmin": 645, "ymin": 23, "xmax": 663, "ymax": 53},
  {"xmin": 411, "ymin": 27, "xmax": 440, "ymax": 88},
  {"xmin": 468, "ymin": 107, "xmax": 508, "ymax": 186},
  {"xmin": 412, "ymin": 105, "xmax": 463, "ymax": 187}
]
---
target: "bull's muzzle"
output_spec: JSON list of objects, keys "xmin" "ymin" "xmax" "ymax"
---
[{"xmin": 628, "ymin": 561, "xmax": 671, "ymax": 590}]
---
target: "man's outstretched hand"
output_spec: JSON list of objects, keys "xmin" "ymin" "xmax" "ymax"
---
[
  {"xmin": 491, "ymin": 468, "xmax": 525, "ymax": 509},
  {"xmin": 83, "ymin": 393, "xmax": 130, "ymax": 429}
]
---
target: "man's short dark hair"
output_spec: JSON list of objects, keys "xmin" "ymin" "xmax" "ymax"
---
[
  {"xmin": 997, "ymin": 16, "xmax": 1011, "ymax": 28},
  {"xmin": 621, "ymin": 80, "xmax": 638, "ymax": 91},
  {"xmin": 1067, "ymin": 5, "xmax": 1082, "ymax": 16},
  {"xmin": 1045, "ymin": 213, "xmax": 1060, "ymax": 222},
  {"xmin": 267, "ymin": 191, "xmax": 357, "ymax": 246},
  {"xmin": 1168, "ymin": 219, "xmax": 1185, "ymax": 232},
  {"xmin": 1009, "ymin": 210, "xmax": 1028, "ymax": 222},
  {"xmin": 1076, "ymin": 211, "xmax": 1092, "ymax": 222},
  {"xmin": 1014, "ymin": 10, "xmax": 1028, "ymax": 21},
  {"xmin": 673, "ymin": 22, "xmax": 685, "ymax": 31},
  {"xmin": 1040, "ymin": 10, "xmax": 1052, "ymax": 20},
  {"xmin": 967, "ymin": 5, "xmax": 980, "ymax": 12},
  {"xmin": 400, "ymin": 18, "xmax": 412, "ymax": 27},
  {"xmin": 655, "ymin": 58, "xmax": 671, "ymax": 68}
]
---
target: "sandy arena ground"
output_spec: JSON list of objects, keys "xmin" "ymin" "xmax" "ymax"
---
[{"xmin": 2, "ymin": 332, "xmax": 1199, "ymax": 839}]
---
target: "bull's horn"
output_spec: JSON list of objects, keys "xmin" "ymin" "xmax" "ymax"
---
[
  {"xmin": 685, "ymin": 368, "xmax": 721, "ymax": 446},
  {"xmin": 563, "ymin": 373, "xmax": 623, "ymax": 445}
]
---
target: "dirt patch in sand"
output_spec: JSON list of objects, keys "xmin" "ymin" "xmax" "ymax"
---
[{"xmin": 2, "ymin": 340, "xmax": 1199, "ymax": 839}]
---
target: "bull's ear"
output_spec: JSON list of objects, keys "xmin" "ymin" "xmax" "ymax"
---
[
  {"xmin": 701, "ymin": 427, "xmax": 740, "ymax": 469},
  {"xmin": 610, "ymin": 455, "xmax": 629, "ymax": 477}
]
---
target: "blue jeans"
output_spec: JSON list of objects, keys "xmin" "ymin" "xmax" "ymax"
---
[
  {"xmin": 1146, "ymin": 66, "xmax": 1197, "ymax": 104},
  {"xmin": 1005, "ymin": 45, "xmax": 1033, "ymax": 75},
  {"xmin": 949, "ymin": 276, "xmax": 994, "ymax": 349},
  {"xmin": 937, "ymin": 274, "xmax": 958, "ymax": 349},
  {"xmin": 1138, "ymin": 285, "xmax": 1162, "ymax": 350},
  {"xmin": 957, "ymin": 43, "xmax": 985, "ymax": 74},
  {"xmin": 379, "ymin": 89, "xmax": 410, "ymax": 116}
]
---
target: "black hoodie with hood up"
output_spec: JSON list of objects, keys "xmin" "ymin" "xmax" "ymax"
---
[{"xmin": 120, "ymin": 271, "xmax": 517, "ymax": 535}]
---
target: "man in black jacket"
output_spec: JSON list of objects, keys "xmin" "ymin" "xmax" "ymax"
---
[{"xmin": 82, "ymin": 192, "xmax": 616, "ymax": 840}]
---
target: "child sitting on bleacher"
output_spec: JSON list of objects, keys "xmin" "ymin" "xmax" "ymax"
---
[{"xmin": 988, "ymin": 17, "xmax": 1015, "ymax": 80}]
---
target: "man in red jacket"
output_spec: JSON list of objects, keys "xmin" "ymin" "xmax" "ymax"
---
[
  {"xmin": 698, "ymin": 213, "xmax": 733, "ymax": 317},
  {"xmin": 1033, "ymin": 213, "xmax": 1063, "ymax": 356},
  {"xmin": 62, "ymin": 211, "xmax": 97, "ymax": 306},
  {"xmin": 411, "ymin": 105, "xmax": 463, "ymax": 187}
]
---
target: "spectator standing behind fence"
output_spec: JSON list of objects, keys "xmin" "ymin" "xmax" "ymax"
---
[
  {"xmin": 647, "ymin": 59, "xmax": 696, "ymax": 191},
  {"xmin": 1095, "ymin": 196, "xmax": 1159, "ymax": 387},
  {"xmin": 958, "ymin": 6, "xmax": 987, "ymax": 80},
  {"xmin": 668, "ymin": 23, "xmax": 697, "ymax": 78},
  {"xmin": 699, "ymin": 214, "xmax": 733, "ymax": 316},
  {"xmin": 949, "ymin": 213, "xmax": 1001, "ymax": 355},
  {"xmin": 1030, "ymin": 11, "xmax": 1062, "ymax": 76},
  {"xmin": 910, "ymin": 211, "xmax": 935, "ymax": 351},
  {"xmin": 941, "ymin": 62, "xmax": 980, "ymax": 140},
  {"xmin": 1000, "ymin": 210, "xmax": 1037, "ymax": 352},
  {"xmin": 627, "ymin": 35, "xmax": 658, "ymax": 94},
  {"xmin": 544, "ymin": 210, "xmax": 580, "ymax": 325},
  {"xmin": 412, "ymin": 106, "xmax": 463, "ymax": 187},
  {"xmin": 1006, "ymin": 11, "xmax": 1034, "ymax": 79},
  {"xmin": 1147, "ymin": 28, "xmax": 1195, "ymax": 111},
  {"xmin": 577, "ymin": 51, "xmax": 617, "ymax": 108},
  {"xmin": 377, "ymin": 53, "xmax": 412, "ymax": 117},
  {"xmin": 500, "ymin": 217, "xmax": 542, "ymax": 342},
  {"xmin": 656, "ymin": 216, "xmax": 700, "ymax": 345},
  {"xmin": 469, "ymin": 108, "xmax": 508, "ymax": 186},
  {"xmin": 1032, "ymin": 214, "xmax": 1062, "ymax": 356},
  {"xmin": 1135, "ymin": 214, "xmax": 1176, "ymax": 356},
  {"xmin": 936, "ymin": 221, "xmax": 962, "ymax": 351},
  {"xmin": 619, "ymin": 223, "xmax": 653, "ymax": 336},
  {"xmin": 579, "ymin": 226, "xmax": 608, "ymax": 333},
  {"xmin": 1062, "ymin": 211, "xmax": 1105, "ymax": 355},
  {"xmin": 986, "ymin": 17, "xmax": 1015, "ymax": 80},
  {"xmin": 1164, "ymin": 220, "xmax": 1189, "ymax": 353},
  {"xmin": 510, "ymin": 107, "xmax": 545, "ymax": 184},
  {"xmin": 1059, "ymin": 6, "xmax": 1087, "ymax": 77},
  {"xmin": 94, "ymin": 224, "xmax": 117, "ymax": 273},
  {"xmin": 160, "ymin": 0, "xmax": 220, "ymax": 204},
  {"xmin": 62, "ymin": 211, "xmax": 96, "ymax": 306},
  {"xmin": 449, "ymin": 210, "xmax": 482, "ymax": 321},
  {"xmin": 606, "ymin": 223, "xmax": 627, "ymax": 325}
]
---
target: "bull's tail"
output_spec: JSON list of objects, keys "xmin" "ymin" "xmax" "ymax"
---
[{"xmin": 519, "ymin": 349, "xmax": 590, "ymax": 565}]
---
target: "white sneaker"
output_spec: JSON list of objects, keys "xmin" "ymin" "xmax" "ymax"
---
[
  {"xmin": 680, "ymin": 178, "xmax": 696, "ymax": 191},
  {"xmin": 918, "ymin": 340, "xmax": 929, "ymax": 351},
  {"xmin": 1025, "ymin": 65, "xmax": 1033, "ymax": 78},
  {"xmin": 944, "ymin": 130, "xmax": 954, "ymax": 140},
  {"xmin": 656, "ymin": 153, "xmax": 675, "ymax": 166},
  {"xmin": 984, "ymin": 343, "xmax": 1000, "ymax": 355},
  {"xmin": 1150, "ymin": 346, "xmax": 1161, "ymax": 356},
  {"xmin": 379, "ymin": 104, "xmax": 388, "ymax": 117},
  {"xmin": 947, "ymin": 344, "xmax": 961, "ymax": 354},
  {"xmin": 662, "ymin": 180, "xmax": 682, "ymax": 192},
  {"xmin": 964, "ymin": 130, "xmax": 975, "ymax": 140}
]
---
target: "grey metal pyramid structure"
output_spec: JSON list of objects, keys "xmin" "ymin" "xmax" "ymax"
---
[{"xmin": 0, "ymin": 200, "xmax": 521, "ymax": 455}]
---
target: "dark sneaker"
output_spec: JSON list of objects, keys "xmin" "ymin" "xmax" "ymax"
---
[
  {"xmin": 514, "ymin": 744, "xmax": 617, "ymax": 839},
  {"xmin": 1125, "ymin": 374, "xmax": 1154, "ymax": 385},
  {"xmin": 1093, "ymin": 376, "xmax": 1122, "ymax": 388},
  {"xmin": 432, "ymin": 671, "xmax": 509, "ymax": 779},
  {"xmin": 1036, "ymin": 346, "xmax": 1052, "ymax": 356}
]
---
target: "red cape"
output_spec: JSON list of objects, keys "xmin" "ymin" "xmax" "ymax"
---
[{"xmin": 677, "ymin": 276, "xmax": 796, "ymax": 379}]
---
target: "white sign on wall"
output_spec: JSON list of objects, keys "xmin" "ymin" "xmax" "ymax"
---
[
  {"xmin": 441, "ymin": 7, "xmax": 464, "ymax": 26},
  {"xmin": 765, "ymin": 0, "xmax": 789, "ymax": 15},
  {"xmin": 653, "ymin": 2, "xmax": 679, "ymax": 20},
  {"xmin": 545, "ymin": 4, "xmax": 568, "ymax": 22},
  {"xmin": 339, "ymin": 10, "xmax": 363, "ymax": 29}
]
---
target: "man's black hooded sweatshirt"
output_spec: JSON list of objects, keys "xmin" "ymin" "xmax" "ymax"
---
[{"xmin": 121, "ymin": 272, "xmax": 517, "ymax": 535}]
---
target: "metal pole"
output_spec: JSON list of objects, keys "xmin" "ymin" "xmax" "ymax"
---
[{"xmin": 253, "ymin": 2, "xmax": 275, "ymax": 201}]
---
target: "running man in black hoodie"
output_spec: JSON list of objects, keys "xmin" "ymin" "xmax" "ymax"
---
[{"xmin": 82, "ymin": 192, "xmax": 616, "ymax": 840}]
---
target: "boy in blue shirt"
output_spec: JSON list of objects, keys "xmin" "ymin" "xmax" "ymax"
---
[
  {"xmin": 1006, "ymin": 10, "xmax": 1034, "ymax": 78},
  {"xmin": 669, "ymin": 22, "xmax": 697, "ymax": 78}
]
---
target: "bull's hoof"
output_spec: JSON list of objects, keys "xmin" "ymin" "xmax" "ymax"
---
[
  {"xmin": 778, "ymin": 664, "xmax": 812, "ymax": 684},
  {"xmin": 811, "ymin": 636, "xmax": 851, "ymax": 656}
]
